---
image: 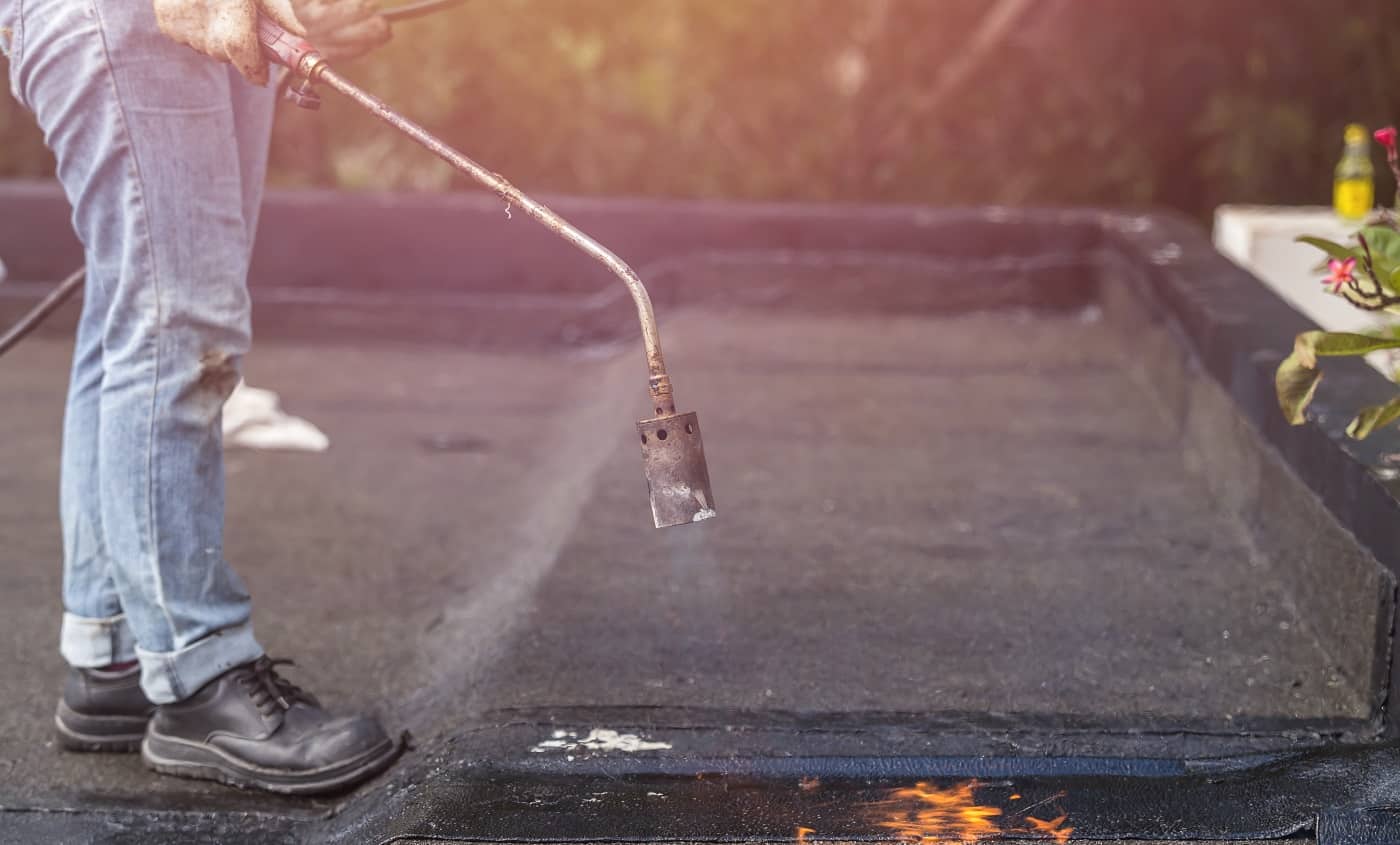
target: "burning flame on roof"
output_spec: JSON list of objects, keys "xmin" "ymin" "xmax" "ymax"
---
[
  {"xmin": 797, "ymin": 780, "xmax": 1072, "ymax": 845},
  {"xmin": 874, "ymin": 781, "xmax": 1002, "ymax": 844},
  {"xmin": 1024, "ymin": 813, "xmax": 1074, "ymax": 843}
]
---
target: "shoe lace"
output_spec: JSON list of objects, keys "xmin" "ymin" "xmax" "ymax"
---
[{"xmin": 239, "ymin": 656, "xmax": 314, "ymax": 715}]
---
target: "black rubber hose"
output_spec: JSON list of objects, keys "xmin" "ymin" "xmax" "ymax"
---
[{"xmin": 0, "ymin": 267, "xmax": 85, "ymax": 357}]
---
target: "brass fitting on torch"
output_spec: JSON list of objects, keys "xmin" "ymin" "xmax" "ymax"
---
[
  {"xmin": 256, "ymin": 17, "xmax": 328, "ymax": 109},
  {"xmin": 255, "ymin": 15, "xmax": 717, "ymax": 529}
]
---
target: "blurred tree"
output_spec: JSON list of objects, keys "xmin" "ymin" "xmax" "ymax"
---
[{"xmin": 3, "ymin": 0, "xmax": 1400, "ymax": 221}]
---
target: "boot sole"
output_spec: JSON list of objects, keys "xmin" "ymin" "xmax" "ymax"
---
[
  {"xmin": 54, "ymin": 700, "xmax": 147, "ymax": 753},
  {"xmin": 141, "ymin": 730, "xmax": 402, "ymax": 796}
]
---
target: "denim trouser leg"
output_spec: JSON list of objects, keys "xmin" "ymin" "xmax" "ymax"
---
[
  {"xmin": 229, "ymin": 64, "xmax": 278, "ymax": 249},
  {"xmin": 56, "ymin": 262, "xmax": 135, "ymax": 667},
  {"xmin": 8, "ymin": 0, "xmax": 271, "ymax": 702}
]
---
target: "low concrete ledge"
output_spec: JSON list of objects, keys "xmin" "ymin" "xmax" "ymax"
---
[
  {"xmin": 0, "ymin": 180, "xmax": 1099, "ymax": 296},
  {"xmin": 0, "ymin": 180, "xmax": 1101, "ymax": 347}
]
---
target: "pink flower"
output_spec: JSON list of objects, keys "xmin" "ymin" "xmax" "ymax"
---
[
  {"xmin": 1377, "ymin": 127, "xmax": 1398, "ymax": 154},
  {"xmin": 1324, "ymin": 257, "xmax": 1357, "ymax": 293}
]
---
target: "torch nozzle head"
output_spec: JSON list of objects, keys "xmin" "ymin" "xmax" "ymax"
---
[{"xmin": 638, "ymin": 411, "xmax": 716, "ymax": 528}]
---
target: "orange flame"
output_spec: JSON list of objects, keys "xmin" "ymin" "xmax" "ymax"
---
[
  {"xmin": 874, "ymin": 781, "xmax": 1002, "ymax": 844},
  {"xmin": 795, "ymin": 781, "xmax": 1072, "ymax": 845},
  {"xmin": 1024, "ymin": 814, "xmax": 1073, "ymax": 844}
]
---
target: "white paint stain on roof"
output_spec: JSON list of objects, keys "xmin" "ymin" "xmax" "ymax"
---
[{"xmin": 530, "ymin": 728, "xmax": 672, "ymax": 754}]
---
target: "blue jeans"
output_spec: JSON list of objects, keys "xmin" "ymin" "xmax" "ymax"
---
[{"xmin": 4, "ymin": 0, "xmax": 268, "ymax": 702}]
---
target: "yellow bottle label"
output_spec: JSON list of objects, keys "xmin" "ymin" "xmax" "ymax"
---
[{"xmin": 1335, "ymin": 178, "xmax": 1374, "ymax": 220}]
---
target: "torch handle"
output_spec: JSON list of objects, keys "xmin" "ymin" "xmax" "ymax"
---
[{"xmin": 256, "ymin": 16, "xmax": 323, "ymax": 75}]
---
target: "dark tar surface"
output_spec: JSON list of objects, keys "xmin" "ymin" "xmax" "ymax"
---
[{"xmin": 3, "ymin": 189, "xmax": 1400, "ymax": 843}]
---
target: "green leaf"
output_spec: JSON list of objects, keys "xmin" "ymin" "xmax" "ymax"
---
[
  {"xmin": 1347, "ymin": 398, "xmax": 1400, "ymax": 439},
  {"xmin": 1295, "ymin": 330, "xmax": 1400, "ymax": 366},
  {"xmin": 1276, "ymin": 348, "xmax": 1323, "ymax": 425},
  {"xmin": 1362, "ymin": 226, "xmax": 1400, "ymax": 264},
  {"xmin": 1374, "ymin": 254, "xmax": 1397, "ymax": 273},
  {"xmin": 1360, "ymin": 228, "xmax": 1400, "ymax": 293},
  {"xmin": 1275, "ymin": 331, "xmax": 1400, "ymax": 425},
  {"xmin": 1296, "ymin": 235, "xmax": 1361, "ymax": 263}
]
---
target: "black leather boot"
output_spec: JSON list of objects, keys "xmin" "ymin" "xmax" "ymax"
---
[
  {"xmin": 54, "ymin": 664, "xmax": 155, "ymax": 752},
  {"xmin": 142, "ymin": 656, "xmax": 400, "ymax": 795}
]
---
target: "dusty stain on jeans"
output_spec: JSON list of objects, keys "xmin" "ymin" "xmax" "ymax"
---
[{"xmin": 197, "ymin": 350, "xmax": 240, "ymax": 401}]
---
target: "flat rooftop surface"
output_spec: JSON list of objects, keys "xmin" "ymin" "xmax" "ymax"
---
[{"xmin": 0, "ymin": 295, "xmax": 1377, "ymax": 822}]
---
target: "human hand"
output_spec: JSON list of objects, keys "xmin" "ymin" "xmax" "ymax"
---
[
  {"xmin": 289, "ymin": 0, "xmax": 390, "ymax": 62},
  {"xmin": 153, "ymin": 0, "xmax": 307, "ymax": 86}
]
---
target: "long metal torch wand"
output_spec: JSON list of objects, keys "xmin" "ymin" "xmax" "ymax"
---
[{"xmin": 260, "ymin": 17, "xmax": 715, "ymax": 527}]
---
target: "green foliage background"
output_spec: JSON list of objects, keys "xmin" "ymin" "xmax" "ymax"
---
[{"xmin": 4, "ymin": 0, "xmax": 1400, "ymax": 218}]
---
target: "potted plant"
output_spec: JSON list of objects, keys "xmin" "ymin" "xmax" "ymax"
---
[{"xmin": 1276, "ymin": 126, "xmax": 1400, "ymax": 438}]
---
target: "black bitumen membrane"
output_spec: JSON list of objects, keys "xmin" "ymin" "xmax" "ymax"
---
[{"xmin": 3, "ymin": 195, "xmax": 1400, "ymax": 843}]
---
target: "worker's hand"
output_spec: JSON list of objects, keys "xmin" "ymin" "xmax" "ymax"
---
[
  {"xmin": 153, "ymin": 0, "xmax": 307, "ymax": 86},
  {"xmin": 153, "ymin": 0, "xmax": 387, "ymax": 86},
  {"xmin": 289, "ymin": 0, "xmax": 391, "ymax": 62}
]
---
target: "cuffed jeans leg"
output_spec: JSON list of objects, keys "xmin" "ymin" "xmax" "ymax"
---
[
  {"xmin": 12, "ymin": 0, "xmax": 275, "ymax": 703},
  {"xmin": 59, "ymin": 612, "xmax": 138, "ymax": 668}
]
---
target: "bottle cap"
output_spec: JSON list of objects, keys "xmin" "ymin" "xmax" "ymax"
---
[{"xmin": 1345, "ymin": 123, "xmax": 1369, "ymax": 145}]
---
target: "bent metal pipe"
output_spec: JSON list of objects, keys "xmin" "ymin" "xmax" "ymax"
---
[{"xmin": 264, "ymin": 18, "xmax": 717, "ymax": 527}]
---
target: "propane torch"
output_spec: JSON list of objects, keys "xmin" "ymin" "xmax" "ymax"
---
[{"xmin": 259, "ymin": 16, "xmax": 716, "ymax": 527}]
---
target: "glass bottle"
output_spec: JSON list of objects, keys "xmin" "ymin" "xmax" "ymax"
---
[{"xmin": 1334, "ymin": 123, "xmax": 1375, "ymax": 222}]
